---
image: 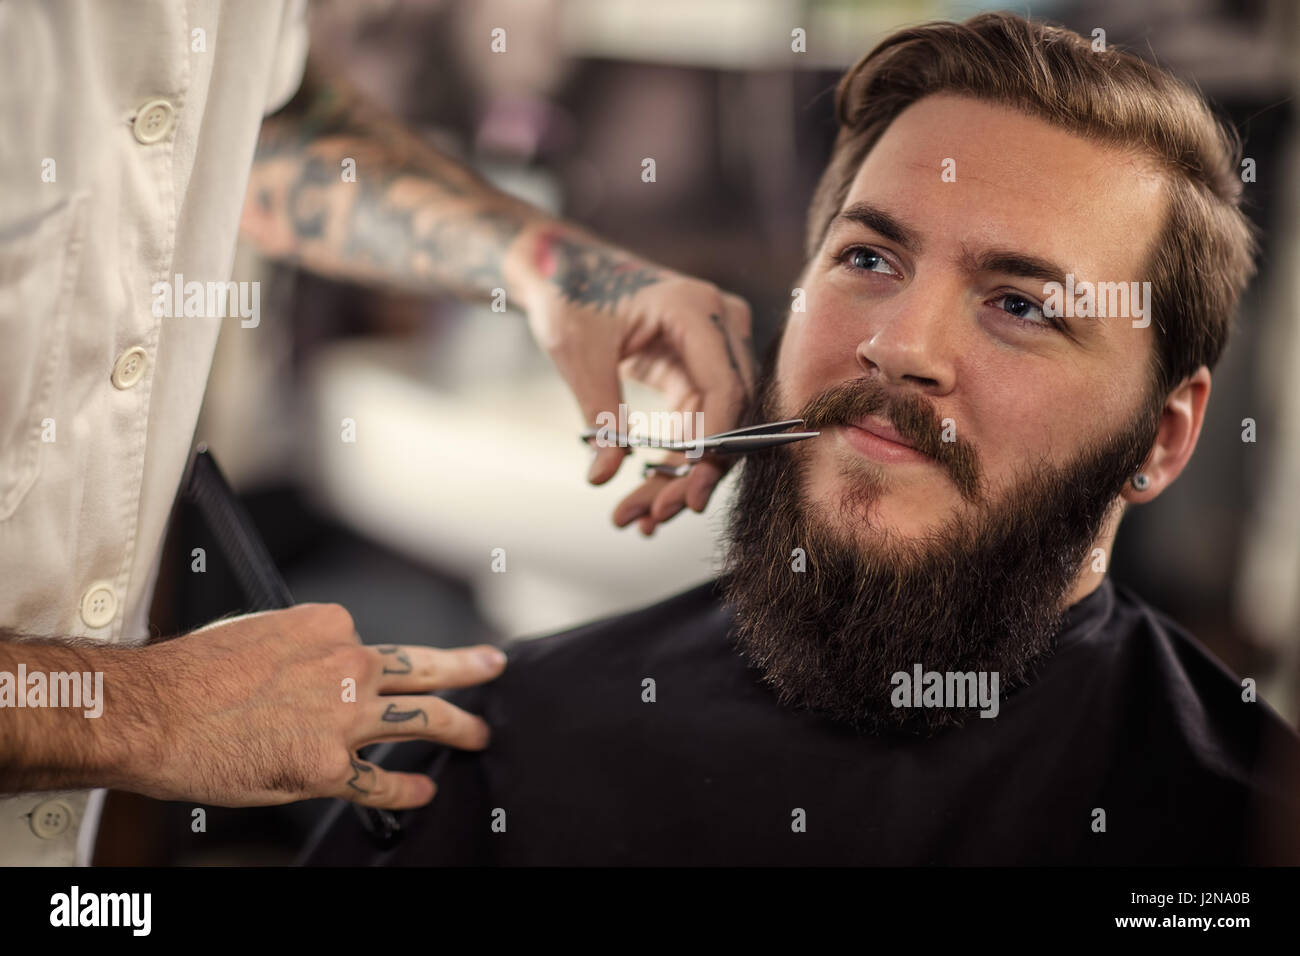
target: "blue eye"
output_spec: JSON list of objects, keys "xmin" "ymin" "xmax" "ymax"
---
[
  {"xmin": 840, "ymin": 246, "xmax": 896, "ymax": 276},
  {"xmin": 993, "ymin": 293, "xmax": 1052, "ymax": 329}
]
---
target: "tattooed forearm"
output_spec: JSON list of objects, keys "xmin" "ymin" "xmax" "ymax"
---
[
  {"xmin": 376, "ymin": 646, "xmax": 412, "ymax": 676},
  {"xmin": 534, "ymin": 230, "xmax": 664, "ymax": 312},
  {"xmin": 343, "ymin": 178, "xmax": 524, "ymax": 292},
  {"xmin": 246, "ymin": 58, "xmax": 535, "ymax": 300},
  {"xmin": 381, "ymin": 703, "xmax": 429, "ymax": 726},
  {"xmin": 285, "ymin": 155, "xmax": 335, "ymax": 240}
]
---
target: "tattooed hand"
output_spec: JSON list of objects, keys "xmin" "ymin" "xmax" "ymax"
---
[
  {"xmin": 513, "ymin": 226, "xmax": 757, "ymax": 534},
  {"xmin": 127, "ymin": 604, "xmax": 505, "ymax": 810}
]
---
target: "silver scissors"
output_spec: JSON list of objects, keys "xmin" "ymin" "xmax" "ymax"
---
[{"xmin": 579, "ymin": 418, "xmax": 820, "ymax": 479}]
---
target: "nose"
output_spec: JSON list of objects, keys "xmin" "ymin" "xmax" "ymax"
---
[{"xmin": 855, "ymin": 285, "xmax": 958, "ymax": 395}]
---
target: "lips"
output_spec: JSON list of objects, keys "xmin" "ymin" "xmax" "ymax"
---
[{"xmin": 850, "ymin": 414, "xmax": 922, "ymax": 453}]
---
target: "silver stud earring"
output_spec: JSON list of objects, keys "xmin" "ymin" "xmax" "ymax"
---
[{"xmin": 1131, "ymin": 473, "xmax": 1150, "ymax": 491}]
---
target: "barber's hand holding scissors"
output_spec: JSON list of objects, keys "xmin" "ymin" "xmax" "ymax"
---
[{"xmin": 509, "ymin": 225, "xmax": 757, "ymax": 535}]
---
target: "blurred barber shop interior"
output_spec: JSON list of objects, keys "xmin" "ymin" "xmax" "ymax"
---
[{"xmin": 105, "ymin": 0, "xmax": 1299, "ymax": 862}]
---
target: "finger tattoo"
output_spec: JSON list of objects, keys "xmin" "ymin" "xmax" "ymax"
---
[
  {"xmin": 347, "ymin": 757, "xmax": 376, "ymax": 795},
  {"xmin": 381, "ymin": 703, "xmax": 429, "ymax": 726},
  {"xmin": 376, "ymin": 645, "xmax": 413, "ymax": 675},
  {"xmin": 709, "ymin": 312, "xmax": 750, "ymax": 398}
]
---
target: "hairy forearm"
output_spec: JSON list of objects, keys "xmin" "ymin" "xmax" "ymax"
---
[
  {"xmin": 0, "ymin": 634, "xmax": 161, "ymax": 795},
  {"xmin": 245, "ymin": 60, "xmax": 552, "ymax": 303}
]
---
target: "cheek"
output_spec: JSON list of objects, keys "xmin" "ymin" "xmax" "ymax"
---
[
  {"xmin": 801, "ymin": 281, "xmax": 866, "ymax": 343},
  {"xmin": 965, "ymin": 365, "xmax": 1097, "ymax": 484},
  {"xmin": 966, "ymin": 322, "xmax": 1155, "ymax": 461},
  {"xmin": 776, "ymin": 289, "xmax": 865, "ymax": 403}
]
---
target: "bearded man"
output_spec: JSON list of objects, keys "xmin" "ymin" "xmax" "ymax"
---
[{"xmin": 304, "ymin": 12, "xmax": 1300, "ymax": 866}]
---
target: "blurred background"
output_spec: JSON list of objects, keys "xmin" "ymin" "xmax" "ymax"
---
[{"xmin": 124, "ymin": 0, "xmax": 1298, "ymax": 862}]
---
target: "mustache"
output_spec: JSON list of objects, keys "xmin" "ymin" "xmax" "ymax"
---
[{"xmin": 795, "ymin": 378, "xmax": 983, "ymax": 502}]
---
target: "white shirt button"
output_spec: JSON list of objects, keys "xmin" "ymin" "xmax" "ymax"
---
[
  {"xmin": 80, "ymin": 581, "xmax": 118, "ymax": 629},
  {"xmin": 30, "ymin": 800, "xmax": 73, "ymax": 839},
  {"xmin": 132, "ymin": 98, "xmax": 175, "ymax": 144},
  {"xmin": 111, "ymin": 346, "xmax": 149, "ymax": 389}
]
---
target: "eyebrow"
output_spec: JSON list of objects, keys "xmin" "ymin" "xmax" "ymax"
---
[
  {"xmin": 830, "ymin": 202, "xmax": 1074, "ymax": 291},
  {"xmin": 829, "ymin": 201, "xmax": 921, "ymax": 252},
  {"xmin": 962, "ymin": 249, "xmax": 1072, "ymax": 292}
]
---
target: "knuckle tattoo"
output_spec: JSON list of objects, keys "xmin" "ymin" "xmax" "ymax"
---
[{"xmin": 375, "ymin": 644, "xmax": 414, "ymax": 676}]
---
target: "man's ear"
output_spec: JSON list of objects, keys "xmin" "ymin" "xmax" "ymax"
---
[{"xmin": 1121, "ymin": 366, "xmax": 1211, "ymax": 504}]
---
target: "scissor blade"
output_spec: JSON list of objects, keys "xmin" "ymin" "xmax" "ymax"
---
[
  {"xmin": 652, "ymin": 418, "xmax": 810, "ymax": 451},
  {"xmin": 704, "ymin": 418, "xmax": 807, "ymax": 440},
  {"xmin": 709, "ymin": 431, "xmax": 820, "ymax": 454},
  {"xmin": 656, "ymin": 430, "xmax": 820, "ymax": 454}
]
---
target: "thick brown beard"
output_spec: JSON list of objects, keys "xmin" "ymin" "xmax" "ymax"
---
[{"xmin": 721, "ymin": 362, "xmax": 1162, "ymax": 735}]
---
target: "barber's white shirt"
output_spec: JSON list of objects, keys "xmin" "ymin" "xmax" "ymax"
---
[{"xmin": 0, "ymin": 0, "xmax": 308, "ymax": 865}]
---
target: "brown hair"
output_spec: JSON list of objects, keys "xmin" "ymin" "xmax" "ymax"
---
[{"xmin": 806, "ymin": 12, "xmax": 1258, "ymax": 398}]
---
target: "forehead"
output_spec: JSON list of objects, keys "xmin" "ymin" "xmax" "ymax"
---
[{"xmin": 840, "ymin": 94, "xmax": 1167, "ymax": 283}]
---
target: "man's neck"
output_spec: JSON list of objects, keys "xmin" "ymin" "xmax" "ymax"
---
[{"xmin": 1064, "ymin": 570, "xmax": 1107, "ymax": 609}]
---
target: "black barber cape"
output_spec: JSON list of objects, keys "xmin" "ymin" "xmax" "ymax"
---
[{"xmin": 303, "ymin": 575, "xmax": 1300, "ymax": 865}]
